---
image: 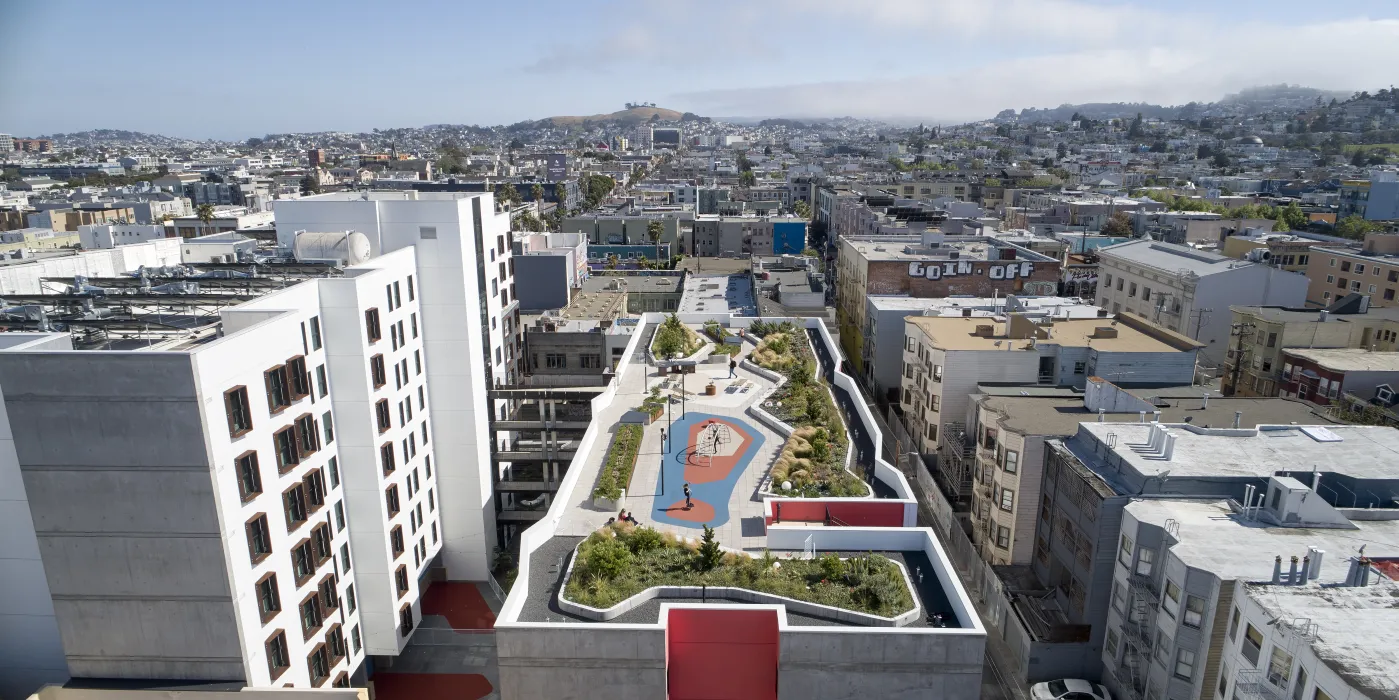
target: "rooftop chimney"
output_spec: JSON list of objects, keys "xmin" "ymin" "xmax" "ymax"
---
[
  {"xmin": 1273, "ymin": 555, "xmax": 1283, "ymax": 584},
  {"xmin": 1160, "ymin": 433, "xmax": 1176, "ymax": 460},
  {"xmin": 1234, "ymin": 411, "xmax": 1243, "ymax": 429},
  {"xmin": 1201, "ymin": 394, "xmax": 1209, "ymax": 410},
  {"xmin": 1307, "ymin": 547, "xmax": 1325, "ymax": 580},
  {"xmin": 1288, "ymin": 556, "xmax": 1300, "ymax": 585}
]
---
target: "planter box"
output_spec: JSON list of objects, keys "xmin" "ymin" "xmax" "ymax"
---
[{"xmin": 593, "ymin": 488, "xmax": 626, "ymax": 512}]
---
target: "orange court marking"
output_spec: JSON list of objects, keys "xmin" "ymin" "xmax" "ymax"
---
[
  {"xmin": 658, "ymin": 498, "xmax": 715, "ymax": 523},
  {"xmin": 683, "ymin": 418, "xmax": 754, "ymax": 484}
]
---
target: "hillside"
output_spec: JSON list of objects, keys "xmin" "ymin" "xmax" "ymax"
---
[{"xmin": 545, "ymin": 106, "xmax": 685, "ymax": 126}]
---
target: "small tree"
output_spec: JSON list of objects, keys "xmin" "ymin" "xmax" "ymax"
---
[
  {"xmin": 647, "ymin": 219, "xmax": 664, "ymax": 262},
  {"xmin": 530, "ymin": 184, "xmax": 544, "ymax": 202},
  {"xmin": 793, "ymin": 200, "xmax": 811, "ymax": 219},
  {"xmin": 299, "ymin": 174, "xmax": 321, "ymax": 195},
  {"xmin": 697, "ymin": 524, "xmax": 722, "ymax": 572},
  {"xmin": 1101, "ymin": 212, "xmax": 1133, "ymax": 236},
  {"xmin": 497, "ymin": 183, "xmax": 520, "ymax": 205},
  {"xmin": 195, "ymin": 203, "xmax": 216, "ymax": 238}
]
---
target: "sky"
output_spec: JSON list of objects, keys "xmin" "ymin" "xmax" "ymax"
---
[{"xmin": 2, "ymin": 0, "xmax": 1398, "ymax": 141}]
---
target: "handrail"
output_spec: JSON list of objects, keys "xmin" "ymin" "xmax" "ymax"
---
[{"xmin": 824, "ymin": 506, "xmax": 851, "ymax": 527}]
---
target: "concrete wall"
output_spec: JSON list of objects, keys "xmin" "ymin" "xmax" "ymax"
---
[
  {"xmin": 778, "ymin": 628, "xmax": 983, "ymax": 700},
  {"xmin": 496, "ymin": 625, "xmax": 667, "ymax": 699},
  {"xmin": 0, "ymin": 352, "xmax": 245, "ymax": 681},
  {"xmin": 514, "ymin": 254, "xmax": 570, "ymax": 311}
]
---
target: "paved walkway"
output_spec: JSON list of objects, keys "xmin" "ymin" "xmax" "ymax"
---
[{"xmin": 557, "ymin": 328, "xmax": 784, "ymax": 552}]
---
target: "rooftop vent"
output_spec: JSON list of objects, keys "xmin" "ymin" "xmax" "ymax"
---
[
  {"xmin": 1092, "ymin": 326, "xmax": 1119, "ymax": 339},
  {"xmin": 974, "ymin": 324, "xmax": 995, "ymax": 337}
]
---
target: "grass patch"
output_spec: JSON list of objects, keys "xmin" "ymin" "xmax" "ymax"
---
[
  {"xmin": 592, "ymin": 423, "xmax": 644, "ymax": 501},
  {"xmin": 1343, "ymin": 143, "xmax": 1399, "ymax": 155},
  {"xmin": 750, "ymin": 326, "xmax": 867, "ymax": 497},
  {"xmin": 652, "ymin": 314, "xmax": 705, "ymax": 359},
  {"xmin": 711, "ymin": 343, "xmax": 743, "ymax": 355},
  {"xmin": 565, "ymin": 523, "xmax": 914, "ymax": 617}
]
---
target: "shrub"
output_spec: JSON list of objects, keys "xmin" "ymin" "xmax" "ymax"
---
[
  {"xmin": 697, "ymin": 524, "xmax": 722, "ymax": 572},
  {"xmin": 626, "ymin": 526, "xmax": 664, "ymax": 554},
  {"xmin": 580, "ymin": 532, "xmax": 632, "ymax": 580},
  {"xmin": 818, "ymin": 553, "xmax": 845, "ymax": 581},
  {"xmin": 592, "ymin": 423, "xmax": 644, "ymax": 500}
]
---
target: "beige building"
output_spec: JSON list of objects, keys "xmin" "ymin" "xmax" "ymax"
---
[
  {"xmin": 1219, "ymin": 232, "xmax": 1336, "ymax": 273},
  {"xmin": 1223, "ymin": 300, "xmax": 1399, "ymax": 397},
  {"xmin": 899, "ymin": 313, "xmax": 1202, "ymax": 503},
  {"xmin": 1302, "ymin": 233, "xmax": 1399, "ymax": 307}
]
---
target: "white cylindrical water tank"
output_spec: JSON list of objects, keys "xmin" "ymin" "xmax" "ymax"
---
[{"xmin": 293, "ymin": 230, "xmax": 372, "ymax": 265}]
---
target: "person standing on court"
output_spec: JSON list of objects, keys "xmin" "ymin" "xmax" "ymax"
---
[
  {"xmin": 728, "ymin": 357, "xmax": 737, "ymax": 378},
  {"xmin": 683, "ymin": 482, "xmax": 692, "ymax": 508}
]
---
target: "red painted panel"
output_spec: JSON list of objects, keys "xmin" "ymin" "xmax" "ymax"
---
[
  {"xmin": 667, "ymin": 609, "xmax": 778, "ymax": 700},
  {"xmin": 767, "ymin": 499, "xmax": 904, "ymax": 527}
]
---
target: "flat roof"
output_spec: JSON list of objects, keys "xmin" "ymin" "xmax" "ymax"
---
[
  {"xmin": 1098, "ymin": 239, "xmax": 1257, "ymax": 276},
  {"xmin": 678, "ymin": 274, "xmax": 756, "ymax": 314},
  {"xmin": 1127, "ymin": 498, "xmax": 1399, "ymax": 583},
  {"xmin": 906, "ymin": 316, "xmax": 1183, "ymax": 352},
  {"xmin": 868, "ymin": 295, "xmax": 1101, "ymax": 314},
  {"xmin": 1075, "ymin": 423, "xmax": 1399, "ymax": 480},
  {"xmin": 559, "ymin": 291, "xmax": 626, "ymax": 320},
  {"xmin": 981, "ymin": 395, "xmax": 1336, "ymax": 437},
  {"xmin": 1284, "ymin": 348, "xmax": 1399, "ymax": 372},
  {"xmin": 581, "ymin": 275, "xmax": 683, "ymax": 294},
  {"xmin": 844, "ymin": 237, "xmax": 1033, "ymax": 263}
]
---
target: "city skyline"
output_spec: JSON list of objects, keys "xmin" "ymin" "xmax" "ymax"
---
[{"xmin": 2, "ymin": 0, "xmax": 1397, "ymax": 140}]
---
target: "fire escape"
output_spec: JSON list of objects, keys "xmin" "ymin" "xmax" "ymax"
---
[{"xmin": 1113, "ymin": 572, "xmax": 1161, "ymax": 700}]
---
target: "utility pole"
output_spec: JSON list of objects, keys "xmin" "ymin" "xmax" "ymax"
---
[{"xmin": 1226, "ymin": 321, "xmax": 1255, "ymax": 396}]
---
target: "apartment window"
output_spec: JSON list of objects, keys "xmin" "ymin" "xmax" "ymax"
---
[
  {"xmin": 1338, "ymin": 277, "xmax": 1348, "ymax": 289},
  {"xmin": 407, "ymin": 275, "xmax": 415, "ymax": 301},
  {"xmin": 1316, "ymin": 689, "xmax": 1333, "ymax": 700},
  {"xmin": 1142, "ymin": 287, "xmax": 1151, "ymax": 301},
  {"xmin": 1155, "ymin": 630, "xmax": 1173, "ymax": 666},
  {"xmin": 411, "ymin": 313, "xmax": 418, "ymax": 339},
  {"xmin": 999, "ymin": 487, "xmax": 1014, "ymax": 511},
  {"xmin": 1105, "ymin": 273, "xmax": 1113, "ymax": 286},
  {"xmin": 315, "ymin": 365, "xmax": 328, "ymax": 398},
  {"xmin": 283, "ymin": 483, "xmax": 308, "ymax": 531},
  {"xmin": 546, "ymin": 353, "xmax": 567, "ymax": 369},
  {"xmin": 1355, "ymin": 263, "xmax": 1365, "ymax": 274},
  {"xmin": 265, "ymin": 630, "xmax": 290, "ymax": 681},
  {"xmin": 371, "ymin": 354, "xmax": 387, "ymax": 388},
  {"xmin": 365, "ymin": 308, "xmax": 382, "ymax": 343},
  {"xmin": 386, "ymin": 484, "xmax": 401, "ymax": 516},
  {"xmin": 300, "ymin": 592, "xmax": 324, "ymax": 639},
  {"xmin": 351, "ymin": 624, "xmax": 363, "ymax": 654},
  {"xmin": 428, "ymin": 488, "xmax": 435, "ymax": 511},
  {"xmin": 1329, "ymin": 257, "xmax": 1336, "ymax": 267},
  {"xmin": 422, "ymin": 422, "xmax": 429, "ymax": 446},
  {"xmin": 580, "ymin": 354, "xmax": 601, "ymax": 369},
  {"xmin": 1129, "ymin": 282, "xmax": 1137, "ymax": 297},
  {"xmin": 1184, "ymin": 595, "xmax": 1206, "ymax": 628},
  {"xmin": 391, "ymin": 525, "xmax": 405, "ymax": 557},
  {"xmin": 346, "ymin": 584, "xmax": 357, "ymax": 614},
  {"xmin": 225, "ymin": 386, "xmax": 253, "ymax": 437},
  {"xmin": 1116, "ymin": 278, "xmax": 1124, "ymax": 291},
  {"xmin": 1163, "ymin": 579, "xmax": 1181, "ymax": 618},
  {"xmin": 295, "ymin": 414, "xmax": 320, "ymax": 457},
  {"xmin": 1074, "ymin": 361, "xmax": 1086, "ymax": 375},
  {"xmin": 381, "ymin": 442, "xmax": 396, "ymax": 474},
  {"xmin": 1119, "ymin": 534, "xmax": 1134, "ymax": 567},
  {"xmin": 1111, "ymin": 582, "xmax": 1126, "ymax": 612},
  {"xmin": 340, "ymin": 543, "xmax": 351, "ymax": 575},
  {"xmin": 1136, "ymin": 547, "xmax": 1155, "ymax": 576},
  {"xmin": 310, "ymin": 316, "xmax": 322, "ymax": 350},
  {"xmin": 256, "ymin": 572, "xmax": 281, "ymax": 623},
  {"xmin": 1293, "ymin": 666, "xmax": 1309, "ymax": 700},
  {"xmin": 292, "ymin": 539, "xmax": 316, "ymax": 585},
  {"xmin": 1220, "ymin": 662, "xmax": 1232, "ymax": 699},
  {"xmin": 1242, "ymin": 623, "xmax": 1264, "ymax": 666},
  {"xmin": 1105, "ymin": 628, "xmax": 1120, "ymax": 659},
  {"xmin": 393, "ymin": 280, "xmax": 402, "ymax": 308},
  {"xmin": 932, "ymin": 364, "xmax": 943, "ymax": 381},
  {"xmin": 1326, "ymin": 274, "xmax": 1335, "ymax": 284},
  {"xmin": 334, "ymin": 501, "xmax": 345, "ymax": 532},
  {"xmin": 246, "ymin": 514, "xmax": 271, "ymax": 564},
  {"xmin": 236, "ymin": 451, "xmax": 262, "ymax": 502},
  {"xmin": 326, "ymin": 624, "xmax": 346, "ymax": 663},
  {"xmin": 318, "ymin": 574, "xmax": 339, "ymax": 612},
  {"xmin": 415, "ymin": 350, "xmax": 422, "ymax": 375},
  {"xmin": 311, "ymin": 522, "xmax": 333, "ymax": 564},
  {"xmin": 307, "ymin": 643, "xmax": 330, "ymax": 687},
  {"xmin": 287, "ymin": 356, "xmax": 310, "ymax": 398},
  {"xmin": 1268, "ymin": 647, "xmax": 1294, "ymax": 688},
  {"xmin": 376, "ymin": 399, "xmax": 391, "ymax": 433},
  {"xmin": 391, "ymin": 323, "xmax": 400, "ymax": 351},
  {"xmin": 322, "ymin": 411, "xmax": 335, "ymax": 447},
  {"xmin": 995, "ymin": 526, "xmax": 1010, "ymax": 549},
  {"xmin": 1004, "ymin": 449, "xmax": 1019, "ymax": 474},
  {"xmin": 1341, "ymin": 260, "xmax": 1351, "ymax": 272},
  {"xmin": 431, "ymin": 521, "xmax": 438, "ymax": 543},
  {"xmin": 273, "ymin": 427, "xmax": 299, "ymax": 472},
  {"xmin": 1176, "ymin": 648, "xmax": 1197, "ymax": 681},
  {"xmin": 265, "ymin": 366, "xmax": 291, "ymax": 412},
  {"xmin": 395, "ymin": 565, "xmax": 409, "ymax": 597},
  {"xmin": 399, "ymin": 605, "xmax": 414, "ymax": 636}
]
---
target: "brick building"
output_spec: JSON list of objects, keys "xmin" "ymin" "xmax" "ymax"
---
[{"xmin": 835, "ymin": 233, "xmax": 1060, "ymax": 376}]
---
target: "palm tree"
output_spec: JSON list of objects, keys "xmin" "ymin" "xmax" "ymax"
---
[
  {"xmin": 646, "ymin": 219, "xmax": 664, "ymax": 263},
  {"xmin": 530, "ymin": 184, "xmax": 544, "ymax": 202},
  {"xmin": 195, "ymin": 203, "xmax": 216, "ymax": 239}
]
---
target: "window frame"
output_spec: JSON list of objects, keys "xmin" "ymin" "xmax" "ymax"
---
[
  {"xmin": 225, "ymin": 386, "xmax": 253, "ymax": 437},
  {"xmin": 246, "ymin": 513, "xmax": 271, "ymax": 564},
  {"xmin": 365, "ymin": 308, "xmax": 382, "ymax": 343},
  {"xmin": 265, "ymin": 630, "xmax": 290, "ymax": 681},
  {"xmin": 256, "ymin": 571, "xmax": 281, "ymax": 624},
  {"xmin": 236, "ymin": 450, "xmax": 262, "ymax": 503},
  {"xmin": 265, "ymin": 365, "xmax": 292, "ymax": 414}
]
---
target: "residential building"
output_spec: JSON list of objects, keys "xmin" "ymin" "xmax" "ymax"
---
[
  {"xmin": 864, "ymin": 295, "xmax": 1104, "ymax": 405},
  {"xmin": 1031, "ymin": 422, "xmax": 1399, "ymax": 690},
  {"xmin": 28, "ymin": 206, "xmax": 138, "ymax": 232},
  {"xmin": 1278, "ymin": 347, "xmax": 1399, "ymax": 407},
  {"xmin": 1218, "ymin": 231, "xmax": 1352, "ymax": 273},
  {"xmin": 690, "ymin": 215, "xmax": 807, "ymax": 256},
  {"xmin": 899, "ymin": 313, "xmax": 1203, "ymax": 503},
  {"xmin": 836, "ymin": 233, "xmax": 1061, "ymax": 377},
  {"xmin": 1222, "ymin": 296, "xmax": 1399, "ymax": 397},
  {"xmin": 274, "ymin": 190, "xmax": 521, "ymax": 570},
  {"xmin": 0, "ymin": 238, "xmax": 181, "ymax": 294},
  {"xmin": 1302, "ymin": 233, "xmax": 1399, "ymax": 307},
  {"xmin": 0, "ymin": 247, "xmax": 435, "ymax": 695},
  {"xmin": 13, "ymin": 138, "xmax": 53, "ymax": 153},
  {"xmin": 581, "ymin": 274, "xmax": 683, "ymax": 314},
  {"xmin": 523, "ymin": 317, "xmax": 630, "ymax": 384},
  {"xmin": 965, "ymin": 382, "xmax": 1334, "ymax": 568},
  {"xmin": 1339, "ymin": 172, "xmax": 1399, "ymax": 221},
  {"xmin": 171, "ymin": 210, "xmax": 275, "ymax": 238},
  {"xmin": 561, "ymin": 212, "xmax": 689, "ymax": 247},
  {"xmin": 1095, "ymin": 240, "xmax": 1309, "ymax": 367}
]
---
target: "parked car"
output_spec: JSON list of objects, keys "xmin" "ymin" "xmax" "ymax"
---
[{"xmin": 1031, "ymin": 679, "xmax": 1113, "ymax": 700}]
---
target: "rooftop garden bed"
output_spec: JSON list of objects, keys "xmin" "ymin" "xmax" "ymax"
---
[
  {"xmin": 749, "ymin": 323, "xmax": 866, "ymax": 497},
  {"xmin": 652, "ymin": 314, "xmax": 705, "ymax": 360},
  {"xmin": 564, "ymin": 523, "xmax": 914, "ymax": 618},
  {"xmin": 592, "ymin": 423, "xmax": 644, "ymax": 501}
]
